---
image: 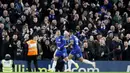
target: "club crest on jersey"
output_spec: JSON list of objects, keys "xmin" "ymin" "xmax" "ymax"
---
[{"xmin": 58, "ymin": 39, "xmax": 61, "ymax": 41}]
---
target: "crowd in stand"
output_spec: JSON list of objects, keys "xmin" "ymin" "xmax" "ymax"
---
[{"xmin": 0, "ymin": 0, "xmax": 130, "ymax": 61}]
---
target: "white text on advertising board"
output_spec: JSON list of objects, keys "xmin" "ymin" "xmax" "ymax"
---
[{"xmin": 14, "ymin": 64, "xmax": 99, "ymax": 72}]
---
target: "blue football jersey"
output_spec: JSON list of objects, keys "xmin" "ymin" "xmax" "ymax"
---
[
  {"xmin": 70, "ymin": 35, "xmax": 80, "ymax": 49},
  {"xmin": 55, "ymin": 36, "xmax": 66, "ymax": 50}
]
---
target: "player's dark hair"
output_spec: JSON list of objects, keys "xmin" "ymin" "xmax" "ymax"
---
[{"xmin": 69, "ymin": 30, "xmax": 74, "ymax": 34}]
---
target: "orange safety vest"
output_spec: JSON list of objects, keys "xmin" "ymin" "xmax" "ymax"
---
[{"xmin": 26, "ymin": 40, "xmax": 38, "ymax": 56}]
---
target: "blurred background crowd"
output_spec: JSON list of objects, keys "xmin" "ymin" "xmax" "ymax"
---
[{"xmin": 0, "ymin": 0, "xmax": 130, "ymax": 61}]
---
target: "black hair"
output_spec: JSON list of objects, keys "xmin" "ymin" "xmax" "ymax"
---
[
  {"xmin": 69, "ymin": 30, "xmax": 74, "ymax": 34},
  {"xmin": 29, "ymin": 33, "xmax": 37, "ymax": 39},
  {"xmin": 29, "ymin": 35, "xmax": 33, "ymax": 39}
]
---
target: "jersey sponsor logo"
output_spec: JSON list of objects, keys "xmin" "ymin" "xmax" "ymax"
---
[{"xmin": 58, "ymin": 39, "xmax": 61, "ymax": 41}]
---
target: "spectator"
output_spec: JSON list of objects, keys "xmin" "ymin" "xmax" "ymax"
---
[
  {"xmin": 122, "ymin": 41, "xmax": 130, "ymax": 60},
  {"xmin": 15, "ymin": 40, "xmax": 23, "ymax": 60},
  {"xmin": 9, "ymin": 2, "xmax": 18, "ymax": 24},
  {"xmin": 1, "ymin": 32, "xmax": 10, "ymax": 59},
  {"xmin": 10, "ymin": 34, "xmax": 19, "ymax": 59},
  {"xmin": 4, "ymin": 17, "xmax": 11, "ymax": 31},
  {"xmin": 88, "ymin": 35, "xmax": 96, "ymax": 60},
  {"xmin": 111, "ymin": 34, "xmax": 122, "ymax": 60},
  {"xmin": 123, "ymin": 17, "xmax": 130, "ymax": 34},
  {"xmin": 125, "ymin": 34, "xmax": 130, "ymax": 43},
  {"xmin": 0, "ymin": 1, "xmax": 3, "ymax": 16},
  {"xmin": 32, "ymin": 0, "xmax": 40, "ymax": 10},
  {"xmin": 98, "ymin": 22, "xmax": 107, "ymax": 36},
  {"xmin": 83, "ymin": 36, "xmax": 95, "ymax": 60},
  {"xmin": 49, "ymin": 10, "xmax": 56, "ymax": 21},
  {"xmin": 112, "ymin": 11, "xmax": 122, "ymax": 25},
  {"xmin": 0, "ymin": 23, "xmax": 4, "ymax": 60},
  {"xmin": 15, "ymin": 0, "xmax": 24, "ymax": 14},
  {"xmin": 98, "ymin": 37, "xmax": 110, "ymax": 60}
]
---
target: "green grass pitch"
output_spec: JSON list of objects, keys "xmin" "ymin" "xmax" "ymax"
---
[
  {"xmin": 0, "ymin": 72, "xmax": 127, "ymax": 73},
  {"xmin": 44, "ymin": 72, "xmax": 128, "ymax": 73}
]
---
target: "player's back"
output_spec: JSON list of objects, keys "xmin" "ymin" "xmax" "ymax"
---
[{"xmin": 70, "ymin": 35, "xmax": 80, "ymax": 49}]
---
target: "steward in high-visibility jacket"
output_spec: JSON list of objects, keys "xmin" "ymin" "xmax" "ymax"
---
[
  {"xmin": 0, "ymin": 54, "xmax": 14, "ymax": 72},
  {"xmin": 26, "ymin": 39, "xmax": 38, "ymax": 56},
  {"xmin": 25, "ymin": 35, "xmax": 39, "ymax": 72}
]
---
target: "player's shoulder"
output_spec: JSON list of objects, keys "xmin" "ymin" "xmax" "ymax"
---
[
  {"xmin": 60, "ymin": 35, "xmax": 64, "ymax": 38},
  {"xmin": 61, "ymin": 36, "xmax": 66, "ymax": 40},
  {"xmin": 55, "ymin": 36, "xmax": 58, "ymax": 39},
  {"xmin": 71, "ymin": 35, "xmax": 76, "ymax": 38}
]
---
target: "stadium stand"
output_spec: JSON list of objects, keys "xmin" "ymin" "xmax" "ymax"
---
[{"xmin": 0, "ymin": 0, "xmax": 130, "ymax": 61}]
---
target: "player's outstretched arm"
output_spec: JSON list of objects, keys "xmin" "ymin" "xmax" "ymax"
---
[{"xmin": 65, "ymin": 40, "xmax": 74, "ymax": 48}]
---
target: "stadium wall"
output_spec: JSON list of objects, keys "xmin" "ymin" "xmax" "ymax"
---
[{"xmin": 1, "ymin": 60, "xmax": 130, "ymax": 72}]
